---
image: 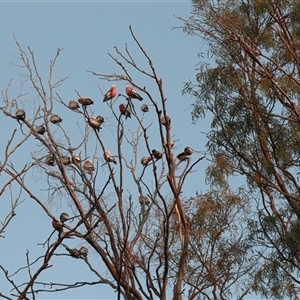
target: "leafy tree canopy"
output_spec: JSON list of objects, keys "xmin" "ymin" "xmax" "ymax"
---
[{"xmin": 181, "ymin": 0, "xmax": 300, "ymax": 298}]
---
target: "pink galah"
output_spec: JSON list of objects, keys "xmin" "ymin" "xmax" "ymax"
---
[
  {"xmin": 45, "ymin": 155, "xmax": 55, "ymax": 166},
  {"xmin": 119, "ymin": 103, "xmax": 131, "ymax": 119},
  {"xmin": 68, "ymin": 100, "xmax": 80, "ymax": 110},
  {"xmin": 88, "ymin": 116, "xmax": 101, "ymax": 131},
  {"xmin": 79, "ymin": 246, "xmax": 88, "ymax": 258},
  {"xmin": 78, "ymin": 97, "xmax": 93, "ymax": 107},
  {"xmin": 139, "ymin": 194, "xmax": 150, "ymax": 206},
  {"xmin": 103, "ymin": 85, "xmax": 117, "ymax": 102},
  {"xmin": 83, "ymin": 160, "xmax": 95, "ymax": 172},
  {"xmin": 60, "ymin": 212, "xmax": 69, "ymax": 223},
  {"xmin": 161, "ymin": 115, "xmax": 171, "ymax": 127},
  {"xmin": 72, "ymin": 154, "xmax": 81, "ymax": 165},
  {"xmin": 16, "ymin": 109, "xmax": 25, "ymax": 121},
  {"xmin": 164, "ymin": 140, "xmax": 174, "ymax": 148},
  {"xmin": 125, "ymin": 86, "xmax": 143, "ymax": 101},
  {"xmin": 184, "ymin": 147, "xmax": 194, "ymax": 156},
  {"xmin": 50, "ymin": 114, "xmax": 63, "ymax": 124},
  {"xmin": 61, "ymin": 156, "xmax": 71, "ymax": 166},
  {"xmin": 104, "ymin": 151, "xmax": 117, "ymax": 165},
  {"xmin": 52, "ymin": 219, "xmax": 63, "ymax": 232},
  {"xmin": 177, "ymin": 152, "xmax": 189, "ymax": 161},
  {"xmin": 36, "ymin": 124, "xmax": 46, "ymax": 135},
  {"xmin": 141, "ymin": 104, "xmax": 149, "ymax": 112},
  {"xmin": 62, "ymin": 244, "xmax": 81, "ymax": 259},
  {"xmin": 152, "ymin": 149, "xmax": 162, "ymax": 160},
  {"xmin": 141, "ymin": 156, "xmax": 152, "ymax": 166},
  {"xmin": 95, "ymin": 115, "xmax": 105, "ymax": 126}
]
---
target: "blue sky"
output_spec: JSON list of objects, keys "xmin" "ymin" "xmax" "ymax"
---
[{"xmin": 0, "ymin": 1, "xmax": 260, "ymax": 300}]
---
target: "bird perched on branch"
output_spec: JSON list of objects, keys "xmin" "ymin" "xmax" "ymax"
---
[
  {"xmin": 164, "ymin": 140, "xmax": 174, "ymax": 148},
  {"xmin": 103, "ymin": 85, "xmax": 117, "ymax": 102},
  {"xmin": 79, "ymin": 246, "xmax": 88, "ymax": 258},
  {"xmin": 152, "ymin": 149, "xmax": 162, "ymax": 160},
  {"xmin": 62, "ymin": 244, "xmax": 81, "ymax": 259},
  {"xmin": 184, "ymin": 147, "xmax": 194, "ymax": 156},
  {"xmin": 141, "ymin": 156, "xmax": 152, "ymax": 166},
  {"xmin": 88, "ymin": 116, "xmax": 102, "ymax": 131},
  {"xmin": 61, "ymin": 156, "xmax": 71, "ymax": 166},
  {"xmin": 95, "ymin": 115, "xmax": 105, "ymax": 126},
  {"xmin": 119, "ymin": 103, "xmax": 131, "ymax": 119},
  {"xmin": 176, "ymin": 147, "xmax": 194, "ymax": 162},
  {"xmin": 36, "ymin": 124, "xmax": 46, "ymax": 135},
  {"xmin": 139, "ymin": 194, "xmax": 150, "ymax": 206},
  {"xmin": 16, "ymin": 109, "xmax": 26, "ymax": 121},
  {"xmin": 83, "ymin": 160, "xmax": 95, "ymax": 172},
  {"xmin": 125, "ymin": 86, "xmax": 143, "ymax": 101},
  {"xmin": 72, "ymin": 154, "xmax": 81, "ymax": 165},
  {"xmin": 104, "ymin": 151, "xmax": 117, "ymax": 165},
  {"xmin": 78, "ymin": 97, "xmax": 93, "ymax": 107},
  {"xmin": 177, "ymin": 152, "xmax": 189, "ymax": 161},
  {"xmin": 60, "ymin": 212, "xmax": 69, "ymax": 223},
  {"xmin": 141, "ymin": 104, "xmax": 149, "ymax": 113},
  {"xmin": 161, "ymin": 115, "xmax": 171, "ymax": 127},
  {"xmin": 50, "ymin": 114, "xmax": 63, "ymax": 124},
  {"xmin": 68, "ymin": 100, "xmax": 80, "ymax": 110},
  {"xmin": 52, "ymin": 219, "xmax": 63, "ymax": 232},
  {"xmin": 45, "ymin": 155, "xmax": 55, "ymax": 166}
]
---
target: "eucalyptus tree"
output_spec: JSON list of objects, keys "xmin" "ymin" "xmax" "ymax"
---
[{"xmin": 181, "ymin": 0, "xmax": 300, "ymax": 298}]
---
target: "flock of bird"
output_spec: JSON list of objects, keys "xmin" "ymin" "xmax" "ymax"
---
[
  {"xmin": 14, "ymin": 85, "xmax": 195, "ymax": 258},
  {"xmin": 52, "ymin": 213, "xmax": 88, "ymax": 259},
  {"xmin": 15, "ymin": 84, "xmax": 194, "ymax": 171}
]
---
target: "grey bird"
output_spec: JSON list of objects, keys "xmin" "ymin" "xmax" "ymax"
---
[
  {"xmin": 36, "ymin": 125, "xmax": 46, "ymax": 135},
  {"xmin": 16, "ymin": 109, "xmax": 26, "ymax": 121}
]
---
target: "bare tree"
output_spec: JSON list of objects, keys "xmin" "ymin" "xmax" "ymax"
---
[{"xmin": 0, "ymin": 27, "xmax": 253, "ymax": 300}]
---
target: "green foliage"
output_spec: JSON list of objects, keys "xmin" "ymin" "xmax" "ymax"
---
[
  {"xmin": 182, "ymin": 0, "xmax": 300, "ymax": 298},
  {"xmin": 179, "ymin": 188, "xmax": 255, "ymax": 299}
]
